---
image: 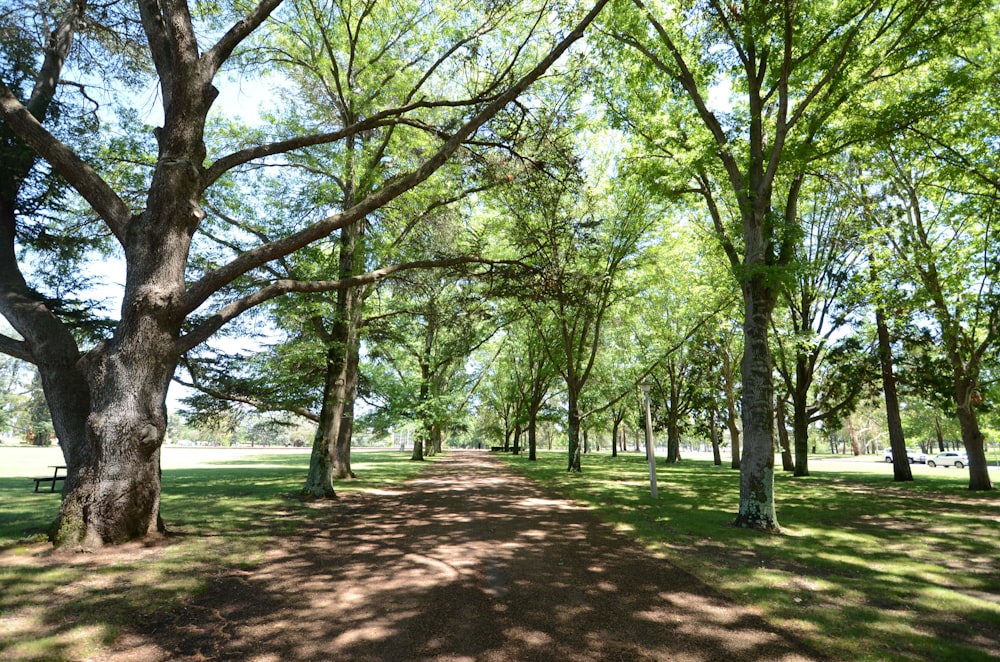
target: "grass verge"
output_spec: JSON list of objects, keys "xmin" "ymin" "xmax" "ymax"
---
[
  {"xmin": 499, "ymin": 451, "xmax": 1000, "ymax": 662},
  {"xmin": 0, "ymin": 448, "xmax": 428, "ymax": 661}
]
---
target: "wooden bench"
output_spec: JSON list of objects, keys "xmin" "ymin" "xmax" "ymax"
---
[{"xmin": 32, "ymin": 466, "xmax": 67, "ymax": 492}]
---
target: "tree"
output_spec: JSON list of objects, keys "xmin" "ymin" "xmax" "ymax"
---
[
  {"xmin": 505, "ymin": 158, "xmax": 652, "ymax": 471},
  {"xmin": 364, "ymin": 265, "xmax": 496, "ymax": 460},
  {"xmin": 604, "ymin": 0, "xmax": 983, "ymax": 531},
  {"xmin": 0, "ymin": 0, "xmax": 612, "ymax": 546},
  {"xmin": 771, "ymin": 174, "xmax": 872, "ymax": 476},
  {"xmin": 863, "ymin": 138, "xmax": 997, "ymax": 490}
]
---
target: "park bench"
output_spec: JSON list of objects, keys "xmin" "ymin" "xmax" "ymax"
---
[{"xmin": 31, "ymin": 466, "xmax": 66, "ymax": 492}]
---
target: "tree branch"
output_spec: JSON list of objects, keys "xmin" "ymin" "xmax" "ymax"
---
[
  {"xmin": 0, "ymin": 334, "xmax": 34, "ymax": 363},
  {"xmin": 175, "ymin": 356, "xmax": 320, "ymax": 422},
  {"xmin": 184, "ymin": 0, "xmax": 612, "ymax": 315},
  {"xmin": 176, "ymin": 256, "xmax": 488, "ymax": 354},
  {"xmin": 202, "ymin": 0, "xmax": 285, "ymax": 77},
  {"xmin": 0, "ymin": 80, "xmax": 130, "ymax": 242}
]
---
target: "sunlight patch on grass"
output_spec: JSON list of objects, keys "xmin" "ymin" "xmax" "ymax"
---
[
  {"xmin": 500, "ymin": 451, "xmax": 1000, "ymax": 662},
  {"xmin": 0, "ymin": 449, "xmax": 434, "ymax": 661}
]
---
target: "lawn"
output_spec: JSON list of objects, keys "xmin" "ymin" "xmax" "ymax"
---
[
  {"xmin": 2, "ymin": 446, "xmax": 997, "ymax": 661},
  {"xmin": 0, "ymin": 445, "xmax": 428, "ymax": 661},
  {"xmin": 499, "ymin": 451, "xmax": 1000, "ymax": 662}
]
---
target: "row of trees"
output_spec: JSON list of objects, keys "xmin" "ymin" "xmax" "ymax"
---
[{"xmin": 1, "ymin": 0, "xmax": 996, "ymax": 547}]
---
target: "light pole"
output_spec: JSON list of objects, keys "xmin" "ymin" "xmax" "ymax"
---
[{"xmin": 641, "ymin": 382, "xmax": 658, "ymax": 499}]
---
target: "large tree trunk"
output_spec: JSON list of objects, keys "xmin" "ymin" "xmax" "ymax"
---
[
  {"xmin": 302, "ymin": 343, "xmax": 343, "ymax": 498},
  {"xmin": 733, "ymin": 275, "xmax": 780, "ymax": 532},
  {"xmin": 57, "ymin": 342, "xmax": 174, "ymax": 547},
  {"xmin": 57, "ymin": 202, "xmax": 193, "ymax": 545},
  {"xmin": 410, "ymin": 435, "xmax": 426, "ymax": 461},
  {"xmin": 953, "ymin": 381, "xmax": 993, "ymax": 491}
]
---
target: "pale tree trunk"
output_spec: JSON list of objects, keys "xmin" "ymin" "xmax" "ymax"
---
[
  {"xmin": 566, "ymin": 383, "xmax": 581, "ymax": 472},
  {"xmin": 710, "ymin": 406, "xmax": 722, "ymax": 466},
  {"xmin": 847, "ymin": 418, "xmax": 861, "ymax": 456},
  {"xmin": 733, "ymin": 275, "xmax": 779, "ymax": 532}
]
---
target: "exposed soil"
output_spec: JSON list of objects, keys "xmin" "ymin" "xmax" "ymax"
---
[{"xmin": 63, "ymin": 453, "xmax": 828, "ymax": 660}]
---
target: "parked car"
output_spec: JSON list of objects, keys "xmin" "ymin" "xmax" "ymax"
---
[
  {"xmin": 927, "ymin": 451, "xmax": 969, "ymax": 468},
  {"xmin": 882, "ymin": 448, "xmax": 927, "ymax": 463}
]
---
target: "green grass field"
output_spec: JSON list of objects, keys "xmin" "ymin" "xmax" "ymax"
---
[
  {"xmin": 0, "ymin": 445, "xmax": 427, "ymax": 660},
  {"xmin": 500, "ymin": 451, "xmax": 1000, "ymax": 662},
  {"xmin": 1, "ymin": 445, "xmax": 998, "ymax": 661}
]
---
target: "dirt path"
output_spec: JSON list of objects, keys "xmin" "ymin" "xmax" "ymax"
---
[{"xmin": 106, "ymin": 452, "xmax": 826, "ymax": 661}]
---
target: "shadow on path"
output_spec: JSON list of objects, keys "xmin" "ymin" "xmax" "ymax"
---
[{"xmin": 110, "ymin": 453, "xmax": 826, "ymax": 661}]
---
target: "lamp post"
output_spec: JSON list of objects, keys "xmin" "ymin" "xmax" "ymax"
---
[{"xmin": 641, "ymin": 382, "xmax": 658, "ymax": 499}]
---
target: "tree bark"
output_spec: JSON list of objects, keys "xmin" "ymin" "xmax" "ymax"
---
[
  {"xmin": 733, "ymin": 275, "xmax": 780, "ymax": 532},
  {"xmin": 566, "ymin": 385, "xmax": 581, "ymax": 472},
  {"xmin": 790, "ymin": 356, "xmax": 810, "ymax": 476},
  {"xmin": 874, "ymin": 299, "xmax": 912, "ymax": 481},
  {"xmin": 953, "ymin": 382, "xmax": 993, "ymax": 490},
  {"xmin": 710, "ymin": 406, "xmax": 722, "ymax": 466},
  {"xmin": 776, "ymin": 396, "xmax": 795, "ymax": 472}
]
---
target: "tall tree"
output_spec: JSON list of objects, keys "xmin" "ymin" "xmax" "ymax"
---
[
  {"xmin": 864, "ymin": 138, "xmax": 997, "ymax": 491},
  {"xmin": 771, "ymin": 174, "xmax": 871, "ymax": 477},
  {"xmin": 0, "ymin": 0, "xmax": 612, "ymax": 546},
  {"xmin": 604, "ymin": 0, "xmax": 983, "ymax": 530},
  {"xmin": 509, "ymin": 166, "xmax": 652, "ymax": 472},
  {"xmin": 364, "ymin": 263, "xmax": 497, "ymax": 460}
]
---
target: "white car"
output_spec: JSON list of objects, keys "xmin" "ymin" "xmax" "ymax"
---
[
  {"xmin": 927, "ymin": 451, "xmax": 969, "ymax": 468},
  {"xmin": 883, "ymin": 448, "xmax": 927, "ymax": 464}
]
